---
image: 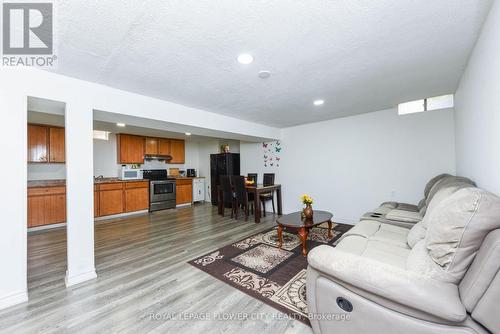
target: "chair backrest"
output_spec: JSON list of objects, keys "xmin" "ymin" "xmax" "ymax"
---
[
  {"xmin": 232, "ymin": 175, "xmax": 247, "ymax": 204},
  {"xmin": 263, "ymin": 173, "xmax": 275, "ymax": 186},
  {"xmin": 247, "ymin": 173, "xmax": 258, "ymax": 184},
  {"xmin": 220, "ymin": 175, "xmax": 233, "ymax": 203}
]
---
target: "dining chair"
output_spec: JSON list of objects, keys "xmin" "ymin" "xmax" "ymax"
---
[
  {"xmin": 261, "ymin": 173, "xmax": 275, "ymax": 217},
  {"xmin": 247, "ymin": 173, "xmax": 258, "ymax": 213},
  {"xmin": 232, "ymin": 175, "xmax": 251, "ymax": 221},
  {"xmin": 220, "ymin": 175, "xmax": 236, "ymax": 218}
]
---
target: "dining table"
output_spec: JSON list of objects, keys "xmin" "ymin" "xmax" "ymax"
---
[{"xmin": 217, "ymin": 183, "xmax": 282, "ymax": 223}]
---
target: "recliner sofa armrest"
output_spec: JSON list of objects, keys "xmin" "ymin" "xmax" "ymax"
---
[{"xmin": 307, "ymin": 245, "xmax": 466, "ymax": 322}]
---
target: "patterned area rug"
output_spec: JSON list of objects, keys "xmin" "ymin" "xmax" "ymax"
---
[{"xmin": 188, "ymin": 222, "xmax": 352, "ymax": 325}]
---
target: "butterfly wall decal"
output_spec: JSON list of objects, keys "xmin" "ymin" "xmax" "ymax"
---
[{"xmin": 275, "ymin": 147, "xmax": 281, "ymax": 153}]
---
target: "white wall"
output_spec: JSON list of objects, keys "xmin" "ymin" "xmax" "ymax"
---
[
  {"xmin": 455, "ymin": 0, "xmax": 500, "ymax": 196},
  {"xmin": 241, "ymin": 108, "xmax": 456, "ymax": 223},
  {"xmin": 0, "ymin": 92, "xmax": 28, "ymax": 309}
]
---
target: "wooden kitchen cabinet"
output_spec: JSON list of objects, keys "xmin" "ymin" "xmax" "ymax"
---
[
  {"xmin": 98, "ymin": 183, "xmax": 124, "ymax": 216},
  {"xmin": 28, "ymin": 124, "xmax": 65, "ymax": 163},
  {"xmin": 124, "ymin": 181, "xmax": 149, "ymax": 212},
  {"xmin": 49, "ymin": 126, "xmax": 65, "ymax": 163},
  {"xmin": 28, "ymin": 124, "xmax": 49, "ymax": 162},
  {"xmin": 158, "ymin": 138, "xmax": 171, "ymax": 155},
  {"xmin": 176, "ymin": 179, "xmax": 192, "ymax": 205},
  {"xmin": 28, "ymin": 186, "xmax": 66, "ymax": 227},
  {"xmin": 169, "ymin": 139, "xmax": 185, "ymax": 164},
  {"xmin": 117, "ymin": 134, "xmax": 145, "ymax": 164},
  {"xmin": 145, "ymin": 137, "xmax": 158, "ymax": 155}
]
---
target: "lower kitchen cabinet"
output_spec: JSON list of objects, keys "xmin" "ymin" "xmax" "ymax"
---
[
  {"xmin": 124, "ymin": 181, "xmax": 149, "ymax": 212},
  {"xmin": 176, "ymin": 179, "xmax": 193, "ymax": 205},
  {"xmin": 98, "ymin": 183, "xmax": 124, "ymax": 216},
  {"xmin": 28, "ymin": 180, "xmax": 150, "ymax": 228},
  {"xmin": 28, "ymin": 186, "xmax": 66, "ymax": 227}
]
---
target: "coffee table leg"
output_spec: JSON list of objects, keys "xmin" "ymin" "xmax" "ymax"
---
[
  {"xmin": 298, "ymin": 227, "xmax": 308, "ymax": 256},
  {"xmin": 277, "ymin": 225, "xmax": 283, "ymax": 248},
  {"xmin": 328, "ymin": 220, "xmax": 333, "ymax": 238}
]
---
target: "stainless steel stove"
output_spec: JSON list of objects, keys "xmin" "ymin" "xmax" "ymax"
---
[{"xmin": 142, "ymin": 169, "xmax": 176, "ymax": 211}]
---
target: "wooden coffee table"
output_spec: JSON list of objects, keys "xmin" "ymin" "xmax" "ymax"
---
[{"xmin": 276, "ymin": 210, "xmax": 333, "ymax": 256}]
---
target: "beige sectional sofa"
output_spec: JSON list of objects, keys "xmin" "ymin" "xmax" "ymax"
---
[{"xmin": 306, "ymin": 175, "xmax": 500, "ymax": 334}]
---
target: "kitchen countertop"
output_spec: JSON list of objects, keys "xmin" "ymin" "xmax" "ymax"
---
[
  {"xmin": 28, "ymin": 177, "xmax": 204, "ymax": 188},
  {"xmin": 28, "ymin": 178, "xmax": 149, "ymax": 188},
  {"xmin": 28, "ymin": 179, "xmax": 67, "ymax": 188}
]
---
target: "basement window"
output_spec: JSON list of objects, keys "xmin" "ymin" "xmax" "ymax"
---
[
  {"xmin": 398, "ymin": 94, "xmax": 454, "ymax": 115},
  {"xmin": 93, "ymin": 130, "xmax": 110, "ymax": 140}
]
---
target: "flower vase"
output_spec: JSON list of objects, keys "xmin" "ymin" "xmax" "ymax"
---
[{"xmin": 303, "ymin": 204, "xmax": 314, "ymax": 221}]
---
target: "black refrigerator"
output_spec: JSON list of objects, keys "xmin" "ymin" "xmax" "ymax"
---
[{"xmin": 210, "ymin": 153, "xmax": 240, "ymax": 205}]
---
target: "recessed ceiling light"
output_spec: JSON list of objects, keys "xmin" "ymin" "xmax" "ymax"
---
[
  {"xmin": 116, "ymin": 123, "xmax": 126, "ymax": 127},
  {"xmin": 258, "ymin": 70, "xmax": 271, "ymax": 79},
  {"xmin": 237, "ymin": 54, "xmax": 254, "ymax": 65},
  {"xmin": 313, "ymin": 100, "xmax": 325, "ymax": 106},
  {"xmin": 185, "ymin": 132, "xmax": 191, "ymax": 136}
]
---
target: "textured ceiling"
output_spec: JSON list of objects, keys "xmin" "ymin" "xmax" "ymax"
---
[{"xmin": 49, "ymin": 0, "xmax": 492, "ymax": 127}]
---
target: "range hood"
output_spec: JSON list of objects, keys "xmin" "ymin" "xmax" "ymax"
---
[{"xmin": 144, "ymin": 154, "xmax": 172, "ymax": 161}]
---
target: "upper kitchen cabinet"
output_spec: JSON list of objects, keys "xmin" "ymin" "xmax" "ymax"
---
[
  {"xmin": 117, "ymin": 134, "xmax": 145, "ymax": 164},
  {"xmin": 49, "ymin": 127, "xmax": 65, "ymax": 163},
  {"xmin": 28, "ymin": 124, "xmax": 65, "ymax": 163},
  {"xmin": 158, "ymin": 138, "xmax": 171, "ymax": 156},
  {"xmin": 28, "ymin": 124, "xmax": 48, "ymax": 162},
  {"xmin": 145, "ymin": 137, "xmax": 159, "ymax": 155},
  {"xmin": 169, "ymin": 139, "xmax": 185, "ymax": 164}
]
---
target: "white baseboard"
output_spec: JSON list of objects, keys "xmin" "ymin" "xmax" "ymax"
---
[
  {"xmin": 0, "ymin": 290, "xmax": 28, "ymax": 310},
  {"xmin": 94, "ymin": 210, "xmax": 148, "ymax": 222},
  {"xmin": 65, "ymin": 269, "xmax": 97, "ymax": 287}
]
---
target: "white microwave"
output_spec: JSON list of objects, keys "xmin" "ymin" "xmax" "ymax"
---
[{"xmin": 121, "ymin": 168, "xmax": 143, "ymax": 180}]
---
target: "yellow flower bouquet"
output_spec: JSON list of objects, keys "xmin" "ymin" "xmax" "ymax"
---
[{"xmin": 300, "ymin": 194, "xmax": 313, "ymax": 205}]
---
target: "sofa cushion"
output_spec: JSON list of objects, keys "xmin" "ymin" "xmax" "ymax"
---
[
  {"xmin": 407, "ymin": 222, "xmax": 427, "ymax": 248},
  {"xmin": 406, "ymin": 240, "xmax": 457, "ymax": 283},
  {"xmin": 406, "ymin": 184, "xmax": 474, "ymax": 248},
  {"xmin": 336, "ymin": 235, "xmax": 410, "ymax": 269},
  {"xmin": 424, "ymin": 176, "xmax": 476, "ymax": 212},
  {"xmin": 380, "ymin": 201, "xmax": 398, "ymax": 209},
  {"xmin": 342, "ymin": 220, "xmax": 410, "ymax": 248},
  {"xmin": 373, "ymin": 206, "xmax": 393, "ymax": 215},
  {"xmin": 424, "ymin": 173, "xmax": 451, "ymax": 199},
  {"xmin": 426, "ymin": 188, "xmax": 500, "ymax": 283},
  {"xmin": 396, "ymin": 203, "xmax": 419, "ymax": 212},
  {"xmin": 386, "ymin": 209, "xmax": 423, "ymax": 223}
]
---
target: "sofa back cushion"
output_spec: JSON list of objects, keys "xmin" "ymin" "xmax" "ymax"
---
[
  {"xmin": 424, "ymin": 173, "xmax": 451, "ymax": 199},
  {"xmin": 421, "ymin": 176, "xmax": 476, "ymax": 215},
  {"xmin": 425, "ymin": 188, "xmax": 500, "ymax": 283},
  {"xmin": 408, "ymin": 184, "xmax": 473, "ymax": 248}
]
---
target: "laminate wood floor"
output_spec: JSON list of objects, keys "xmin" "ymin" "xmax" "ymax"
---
[{"xmin": 0, "ymin": 203, "xmax": 312, "ymax": 334}]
